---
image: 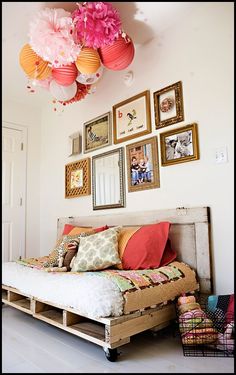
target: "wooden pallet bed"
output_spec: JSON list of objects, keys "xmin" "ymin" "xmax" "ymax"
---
[{"xmin": 2, "ymin": 206, "xmax": 212, "ymax": 361}]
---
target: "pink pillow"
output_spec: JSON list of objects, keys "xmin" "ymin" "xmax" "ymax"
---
[
  {"xmin": 94, "ymin": 225, "xmax": 109, "ymax": 233},
  {"xmin": 62, "ymin": 223, "xmax": 109, "ymax": 235}
]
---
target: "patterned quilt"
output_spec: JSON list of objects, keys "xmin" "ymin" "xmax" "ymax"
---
[{"xmin": 16, "ymin": 256, "xmax": 184, "ymax": 294}]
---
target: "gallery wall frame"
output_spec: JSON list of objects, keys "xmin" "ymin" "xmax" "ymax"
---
[
  {"xmin": 113, "ymin": 90, "xmax": 151, "ymax": 144},
  {"xmin": 126, "ymin": 136, "xmax": 160, "ymax": 192},
  {"xmin": 83, "ymin": 112, "xmax": 112, "ymax": 153},
  {"xmin": 160, "ymin": 123, "xmax": 199, "ymax": 166},
  {"xmin": 65, "ymin": 158, "xmax": 91, "ymax": 198},
  {"xmin": 153, "ymin": 81, "xmax": 184, "ymax": 129}
]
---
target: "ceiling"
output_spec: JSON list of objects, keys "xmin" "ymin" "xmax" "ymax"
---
[{"xmin": 2, "ymin": 2, "xmax": 200, "ymax": 108}]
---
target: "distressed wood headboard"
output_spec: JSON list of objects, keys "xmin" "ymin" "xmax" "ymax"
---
[{"xmin": 57, "ymin": 206, "xmax": 212, "ymax": 294}]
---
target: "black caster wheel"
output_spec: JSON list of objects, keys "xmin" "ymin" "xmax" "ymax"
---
[{"xmin": 103, "ymin": 348, "xmax": 118, "ymax": 362}]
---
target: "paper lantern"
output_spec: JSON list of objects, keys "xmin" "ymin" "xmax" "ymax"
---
[
  {"xmin": 60, "ymin": 82, "xmax": 91, "ymax": 105},
  {"xmin": 99, "ymin": 35, "xmax": 135, "ymax": 71},
  {"xmin": 49, "ymin": 80, "xmax": 77, "ymax": 101},
  {"xmin": 52, "ymin": 64, "xmax": 78, "ymax": 86},
  {"xmin": 19, "ymin": 44, "xmax": 51, "ymax": 80},
  {"xmin": 76, "ymin": 65, "xmax": 104, "ymax": 85},
  {"xmin": 75, "ymin": 47, "xmax": 101, "ymax": 74}
]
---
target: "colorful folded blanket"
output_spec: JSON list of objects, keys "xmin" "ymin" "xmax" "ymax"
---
[
  {"xmin": 179, "ymin": 317, "xmax": 213, "ymax": 333},
  {"xmin": 182, "ymin": 327, "xmax": 218, "ymax": 345}
]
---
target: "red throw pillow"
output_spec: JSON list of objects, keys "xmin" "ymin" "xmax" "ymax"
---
[
  {"xmin": 62, "ymin": 224, "xmax": 75, "ymax": 235},
  {"xmin": 121, "ymin": 222, "xmax": 176, "ymax": 270},
  {"xmin": 94, "ymin": 225, "xmax": 109, "ymax": 233}
]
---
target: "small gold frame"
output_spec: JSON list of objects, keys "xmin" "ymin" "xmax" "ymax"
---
[
  {"xmin": 160, "ymin": 123, "xmax": 200, "ymax": 166},
  {"xmin": 153, "ymin": 81, "xmax": 184, "ymax": 129},
  {"xmin": 65, "ymin": 158, "xmax": 91, "ymax": 198}
]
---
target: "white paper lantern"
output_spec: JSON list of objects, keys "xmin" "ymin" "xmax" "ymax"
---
[
  {"xmin": 49, "ymin": 80, "xmax": 77, "ymax": 101},
  {"xmin": 76, "ymin": 65, "xmax": 104, "ymax": 85}
]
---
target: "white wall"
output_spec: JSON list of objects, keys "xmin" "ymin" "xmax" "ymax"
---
[
  {"xmin": 40, "ymin": 2, "xmax": 234, "ymax": 294},
  {"xmin": 3, "ymin": 99, "xmax": 41, "ymax": 258}
]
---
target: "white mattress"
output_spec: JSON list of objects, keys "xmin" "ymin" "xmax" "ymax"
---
[{"xmin": 2, "ymin": 262, "xmax": 124, "ymax": 318}]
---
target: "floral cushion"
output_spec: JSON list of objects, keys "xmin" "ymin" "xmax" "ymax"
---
[{"xmin": 71, "ymin": 227, "xmax": 122, "ymax": 272}]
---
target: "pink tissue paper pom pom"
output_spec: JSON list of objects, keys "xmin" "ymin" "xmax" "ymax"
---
[
  {"xmin": 29, "ymin": 8, "xmax": 81, "ymax": 67},
  {"xmin": 72, "ymin": 2, "xmax": 122, "ymax": 49}
]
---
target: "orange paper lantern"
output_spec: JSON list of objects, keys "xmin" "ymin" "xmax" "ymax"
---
[
  {"xmin": 19, "ymin": 44, "xmax": 51, "ymax": 80},
  {"xmin": 75, "ymin": 47, "xmax": 101, "ymax": 74},
  {"xmin": 99, "ymin": 35, "xmax": 134, "ymax": 71},
  {"xmin": 52, "ymin": 63, "xmax": 78, "ymax": 86}
]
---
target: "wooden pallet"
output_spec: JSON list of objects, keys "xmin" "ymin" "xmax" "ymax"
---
[{"xmin": 2, "ymin": 284, "xmax": 176, "ymax": 352}]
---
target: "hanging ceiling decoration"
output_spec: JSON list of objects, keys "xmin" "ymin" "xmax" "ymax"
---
[{"xmin": 19, "ymin": 2, "xmax": 135, "ymax": 108}]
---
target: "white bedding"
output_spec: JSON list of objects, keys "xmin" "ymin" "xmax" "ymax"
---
[{"xmin": 2, "ymin": 262, "xmax": 124, "ymax": 318}]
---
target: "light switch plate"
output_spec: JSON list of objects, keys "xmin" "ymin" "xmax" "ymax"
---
[{"xmin": 215, "ymin": 147, "xmax": 228, "ymax": 163}]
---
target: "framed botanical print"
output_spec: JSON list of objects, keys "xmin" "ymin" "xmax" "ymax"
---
[
  {"xmin": 83, "ymin": 112, "xmax": 112, "ymax": 153},
  {"xmin": 126, "ymin": 136, "xmax": 160, "ymax": 192},
  {"xmin": 160, "ymin": 123, "xmax": 199, "ymax": 166},
  {"xmin": 153, "ymin": 81, "xmax": 184, "ymax": 129},
  {"xmin": 65, "ymin": 158, "xmax": 91, "ymax": 198},
  {"xmin": 113, "ymin": 90, "xmax": 151, "ymax": 144}
]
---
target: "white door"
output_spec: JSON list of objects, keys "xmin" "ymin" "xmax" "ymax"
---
[{"xmin": 2, "ymin": 123, "xmax": 27, "ymax": 262}]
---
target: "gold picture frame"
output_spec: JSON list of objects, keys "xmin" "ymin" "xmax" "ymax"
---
[
  {"xmin": 160, "ymin": 123, "xmax": 199, "ymax": 166},
  {"xmin": 153, "ymin": 81, "xmax": 184, "ymax": 129},
  {"xmin": 113, "ymin": 90, "xmax": 151, "ymax": 144},
  {"xmin": 126, "ymin": 136, "xmax": 160, "ymax": 192},
  {"xmin": 65, "ymin": 158, "xmax": 91, "ymax": 198},
  {"xmin": 83, "ymin": 112, "xmax": 112, "ymax": 153}
]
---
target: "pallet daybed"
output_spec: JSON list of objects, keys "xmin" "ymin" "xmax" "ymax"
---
[{"xmin": 2, "ymin": 206, "xmax": 212, "ymax": 361}]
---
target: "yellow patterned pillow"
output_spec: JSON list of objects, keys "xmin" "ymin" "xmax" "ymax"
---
[{"xmin": 71, "ymin": 227, "xmax": 122, "ymax": 272}]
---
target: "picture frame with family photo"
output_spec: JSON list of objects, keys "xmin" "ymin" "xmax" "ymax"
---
[
  {"xmin": 126, "ymin": 136, "xmax": 160, "ymax": 192},
  {"xmin": 160, "ymin": 123, "xmax": 199, "ymax": 166}
]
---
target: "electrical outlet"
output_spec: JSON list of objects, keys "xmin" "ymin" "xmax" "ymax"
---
[{"xmin": 215, "ymin": 147, "xmax": 228, "ymax": 164}]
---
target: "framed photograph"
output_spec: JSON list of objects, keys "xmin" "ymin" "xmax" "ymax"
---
[
  {"xmin": 83, "ymin": 112, "xmax": 112, "ymax": 153},
  {"xmin": 113, "ymin": 90, "xmax": 151, "ymax": 144},
  {"xmin": 160, "ymin": 123, "xmax": 199, "ymax": 166},
  {"xmin": 153, "ymin": 81, "xmax": 184, "ymax": 129},
  {"xmin": 68, "ymin": 132, "xmax": 81, "ymax": 156},
  {"xmin": 126, "ymin": 136, "xmax": 160, "ymax": 192},
  {"xmin": 65, "ymin": 158, "xmax": 91, "ymax": 198}
]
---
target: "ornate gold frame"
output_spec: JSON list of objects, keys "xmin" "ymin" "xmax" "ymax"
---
[
  {"xmin": 160, "ymin": 123, "xmax": 199, "ymax": 166},
  {"xmin": 65, "ymin": 158, "xmax": 91, "ymax": 198},
  {"xmin": 113, "ymin": 90, "xmax": 151, "ymax": 144},
  {"xmin": 126, "ymin": 136, "xmax": 160, "ymax": 192},
  {"xmin": 153, "ymin": 81, "xmax": 184, "ymax": 129}
]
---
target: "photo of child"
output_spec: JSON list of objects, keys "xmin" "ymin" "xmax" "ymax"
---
[{"xmin": 129, "ymin": 146, "xmax": 153, "ymax": 186}]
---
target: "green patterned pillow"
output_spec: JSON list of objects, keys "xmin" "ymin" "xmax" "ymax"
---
[
  {"xmin": 43, "ymin": 233, "xmax": 90, "ymax": 268},
  {"xmin": 71, "ymin": 227, "xmax": 122, "ymax": 272}
]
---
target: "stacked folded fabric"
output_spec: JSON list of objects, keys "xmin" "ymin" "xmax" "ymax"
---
[{"xmin": 177, "ymin": 294, "xmax": 218, "ymax": 345}]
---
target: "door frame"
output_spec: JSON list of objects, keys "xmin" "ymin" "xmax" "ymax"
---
[{"xmin": 2, "ymin": 121, "xmax": 28, "ymax": 259}]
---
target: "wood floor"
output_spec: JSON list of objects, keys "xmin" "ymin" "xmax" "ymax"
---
[{"xmin": 2, "ymin": 306, "xmax": 234, "ymax": 373}]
